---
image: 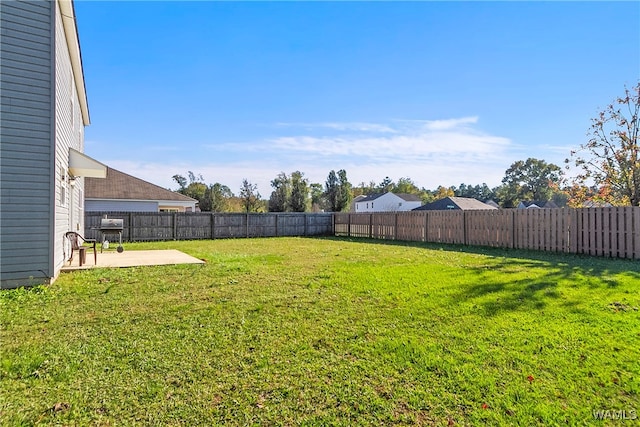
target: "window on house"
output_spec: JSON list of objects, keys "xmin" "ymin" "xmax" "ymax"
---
[{"xmin": 60, "ymin": 181, "xmax": 68, "ymax": 207}]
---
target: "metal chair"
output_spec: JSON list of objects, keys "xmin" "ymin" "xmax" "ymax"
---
[{"xmin": 65, "ymin": 231, "xmax": 97, "ymax": 266}]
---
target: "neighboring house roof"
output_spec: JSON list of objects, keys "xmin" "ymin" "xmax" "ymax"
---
[
  {"xmin": 518, "ymin": 200, "xmax": 559, "ymax": 209},
  {"xmin": 356, "ymin": 193, "xmax": 421, "ymax": 202},
  {"xmin": 582, "ymin": 201, "xmax": 613, "ymax": 208},
  {"xmin": 397, "ymin": 193, "xmax": 422, "ymax": 202},
  {"xmin": 85, "ymin": 167, "xmax": 197, "ymax": 202},
  {"xmin": 413, "ymin": 197, "xmax": 497, "ymax": 211},
  {"xmin": 59, "ymin": 0, "xmax": 89, "ymax": 125},
  {"xmin": 485, "ymin": 200, "xmax": 500, "ymax": 209},
  {"xmin": 357, "ymin": 193, "xmax": 385, "ymax": 202}
]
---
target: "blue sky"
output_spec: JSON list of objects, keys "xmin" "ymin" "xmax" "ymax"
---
[{"xmin": 75, "ymin": 1, "xmax": 639, "ymax": 195}]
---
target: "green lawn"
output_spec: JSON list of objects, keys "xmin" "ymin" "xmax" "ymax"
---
[{"xmin": 1, "ymin": 237, "xmax": 638, "ymax": 426}]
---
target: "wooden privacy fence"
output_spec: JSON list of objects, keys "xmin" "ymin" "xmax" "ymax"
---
[
  {"xmin": 334, "ymin": 208, "xmax": 640, "ymax": 259},
  {"xmin": 85, "ymin": 212, "xmax": 333, "ymax": 242}
]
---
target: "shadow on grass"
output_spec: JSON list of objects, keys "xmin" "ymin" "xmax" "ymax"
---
[{"xmin": 317, "ymin": 236, "xmax": 639, "ymax": 316}]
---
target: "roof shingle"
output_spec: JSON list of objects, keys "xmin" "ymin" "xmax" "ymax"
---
[
  {"xmin": 413, "ymin": 197, "xmax": 497, "ymax": 211},
  {"xmin": 85, "ymin": 167, "xmax": 197, "ymax": 202}
]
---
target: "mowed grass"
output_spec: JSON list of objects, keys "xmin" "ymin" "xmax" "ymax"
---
[{"xmin": 0, "ymin": 237, "xmax": 638, "ymax": 426}]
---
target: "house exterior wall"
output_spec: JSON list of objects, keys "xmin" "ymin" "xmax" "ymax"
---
[
  {"xmin": 85, "ymin": 199, "xmax": 197, "ymax": 213},
  {"xmin": 158, "ymin": 201, "xmax": 196, "ymax": 212},
  {"xmin": 86, "ymin": 200, "xmax": 159, "ymax": 212},
  {"xmin": 355, "ymin": 193, "xmax": 421, "ymax": 213},
  {"xmin": 53, "ymin": 0, "xmax": 85, "ymax": 275},
  {"xmin": 0, "ymin": 0, "xmax": 88, "ymax": 288},
  {"xmin": 396, "ymin": 199, "xmax": 422, "ymax": 211},
  {"xmin": 0, "ymin": 0, "xmax": 55, "ymax": 288}
]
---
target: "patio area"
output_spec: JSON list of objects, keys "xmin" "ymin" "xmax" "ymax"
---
[{"xmin": 61, "ymin": 248, "xmax": 205, "ymax": 271}]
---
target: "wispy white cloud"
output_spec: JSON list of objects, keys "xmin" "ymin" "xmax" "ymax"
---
[
  {"xmin": 94, "ymin": 116, "xmax": 518, "ymax": 194},
  {"xmin": 269, "ymin": 117, "xmax": 509, "ymax": 163},
  {"xmin": 423, "ymin": 116, "xmax": 479, "ymax": 131},
  {"xmin": 275, "ymin": 121, "xmax": 397, "ymax": 133}
]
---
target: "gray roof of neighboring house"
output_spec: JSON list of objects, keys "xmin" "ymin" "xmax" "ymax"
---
[
  {"xmin": 582, "ymin": 200, "xmax": 613, "ymax": 208},
  {"xmin": 85, "ymin": 167, "xmax": 197, "ymax": 202},
  {"xmin": 357, "ymin": 193, "xmax": 422, "ymax": 202},
  {"xmin": 396, "ymin": 193, "xmax": 422, "ymax": 202},
  {"xmin": 413, "ymin": 197, "xmax": 497, "ymax": 211},
  {"xmin": 518, "ymin": 200, "xmax": 559, "ymax": 209},
  {"xmin": 357, "ymin": 193, "xmax": 384, "ymax": 202}
]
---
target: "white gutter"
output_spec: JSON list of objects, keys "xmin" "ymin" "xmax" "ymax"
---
[{"xmin": 58, "ymin": 0, "xmax": 90, "ymax": 125}]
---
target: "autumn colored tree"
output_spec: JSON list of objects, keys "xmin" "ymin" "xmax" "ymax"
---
[
  {"xmin": 433, "ymin": 185, "xmax": 455, "ymax": 200},
  {"xmin": 567, "ymin": 82, "xmax": 640, "ymax": 206}
]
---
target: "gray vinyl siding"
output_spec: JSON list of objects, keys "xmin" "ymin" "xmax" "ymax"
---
[
  {"xmin": 86, "ymin": 200, "xmax": 159, "ymax": 212},
  {"xmin": 53, "ymin": 0, "xmax": 84, "ymax": 275},
  {"xmin": 0, "ymin": 0, "xmax": 55, "ymax": 288}
]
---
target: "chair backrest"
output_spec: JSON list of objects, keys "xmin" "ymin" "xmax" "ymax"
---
[{"xmin": 65, "ymin": 232, "xmax": 81, "ymax": 250}]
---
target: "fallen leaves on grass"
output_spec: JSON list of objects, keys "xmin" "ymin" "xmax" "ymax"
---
[{"xmin": 51, "ymin": 402, "xmax": 69, "ymax": 413}]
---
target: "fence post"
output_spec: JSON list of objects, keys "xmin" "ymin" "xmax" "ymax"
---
[
  {"xmin": 425, "ymin": 211, "xmax": 429, "ymax": 242},
  {"xmin": 348, "ymin": 214, "xmax": 352, "ymax": 237},
  {"xmin": 246, "ymin": 213, "xmax": 249, "ymax": 238},
  {"xmin": 634, "ymin": 207, "xmax": 640, "ymax": 260},
  {"xmin": 511, "ymin": 209, "xmax": 516, "ymax": 249},
  {"xmin": 463, "ymin": 211, "xmax": 468, "ymax": 246},
  {"xmin": 172, "ymin": 213, "xmax": 177, "ymax": 240},
  {"xmin": 211, "ymin": 213, "xmax": 215, "ymax": 239},
  {"xmin": 275, "ymin": 213, "xmax": 279, "ymax": 237},
  {"xmin": 394, "ymin": 213, "xmax": 398, "ymax": 240},
  {"xmin": 332, "ymin": 213, "xmax": 335, "ymax": 236},
  {"xmin": 128, "ymin": 212, "xmax": 133, "ymax": 242}
]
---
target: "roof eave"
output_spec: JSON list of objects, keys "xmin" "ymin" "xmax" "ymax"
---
[{"xmin": 58, "ymin": 0, "xmax": 90, "ymax": 125}]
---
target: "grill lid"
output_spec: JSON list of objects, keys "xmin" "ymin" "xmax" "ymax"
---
[{"xmin": 100, "ymin": 218, "xmax": 123, "ymax": 230}]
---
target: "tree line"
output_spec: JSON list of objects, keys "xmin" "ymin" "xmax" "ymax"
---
[
  {"xmin": 172, "ymin": 169, "xmax": 353, "ymax": 213},
  {"xmin": 173, "ymin": 82, "xmax": 639, "ymax": 211},
  {"xmin": 172, "ymin": 159, "xmax": 564, "ymax": 213}
]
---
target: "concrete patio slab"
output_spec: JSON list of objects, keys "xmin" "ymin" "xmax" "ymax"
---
[{"xmin": 62, "ymin": 249, "xmax": 205, "ymax": 271}]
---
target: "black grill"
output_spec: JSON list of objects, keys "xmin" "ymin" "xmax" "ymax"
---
[
  {"xmin": 100, "ymin": 218, "xmax": 123, "ymax": 231},
  {"xmin": 99, "ymin": 218, "xmax": 124, "ymax": 253}
]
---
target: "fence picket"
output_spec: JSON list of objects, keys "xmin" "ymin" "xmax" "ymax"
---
[
  {"xmin": 87, "ymin": 209, "xmax": 638, "ymax": 259},
  {"xmin": 634, "ymin": 207, "xmax": 640, "ymax": 260}
]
